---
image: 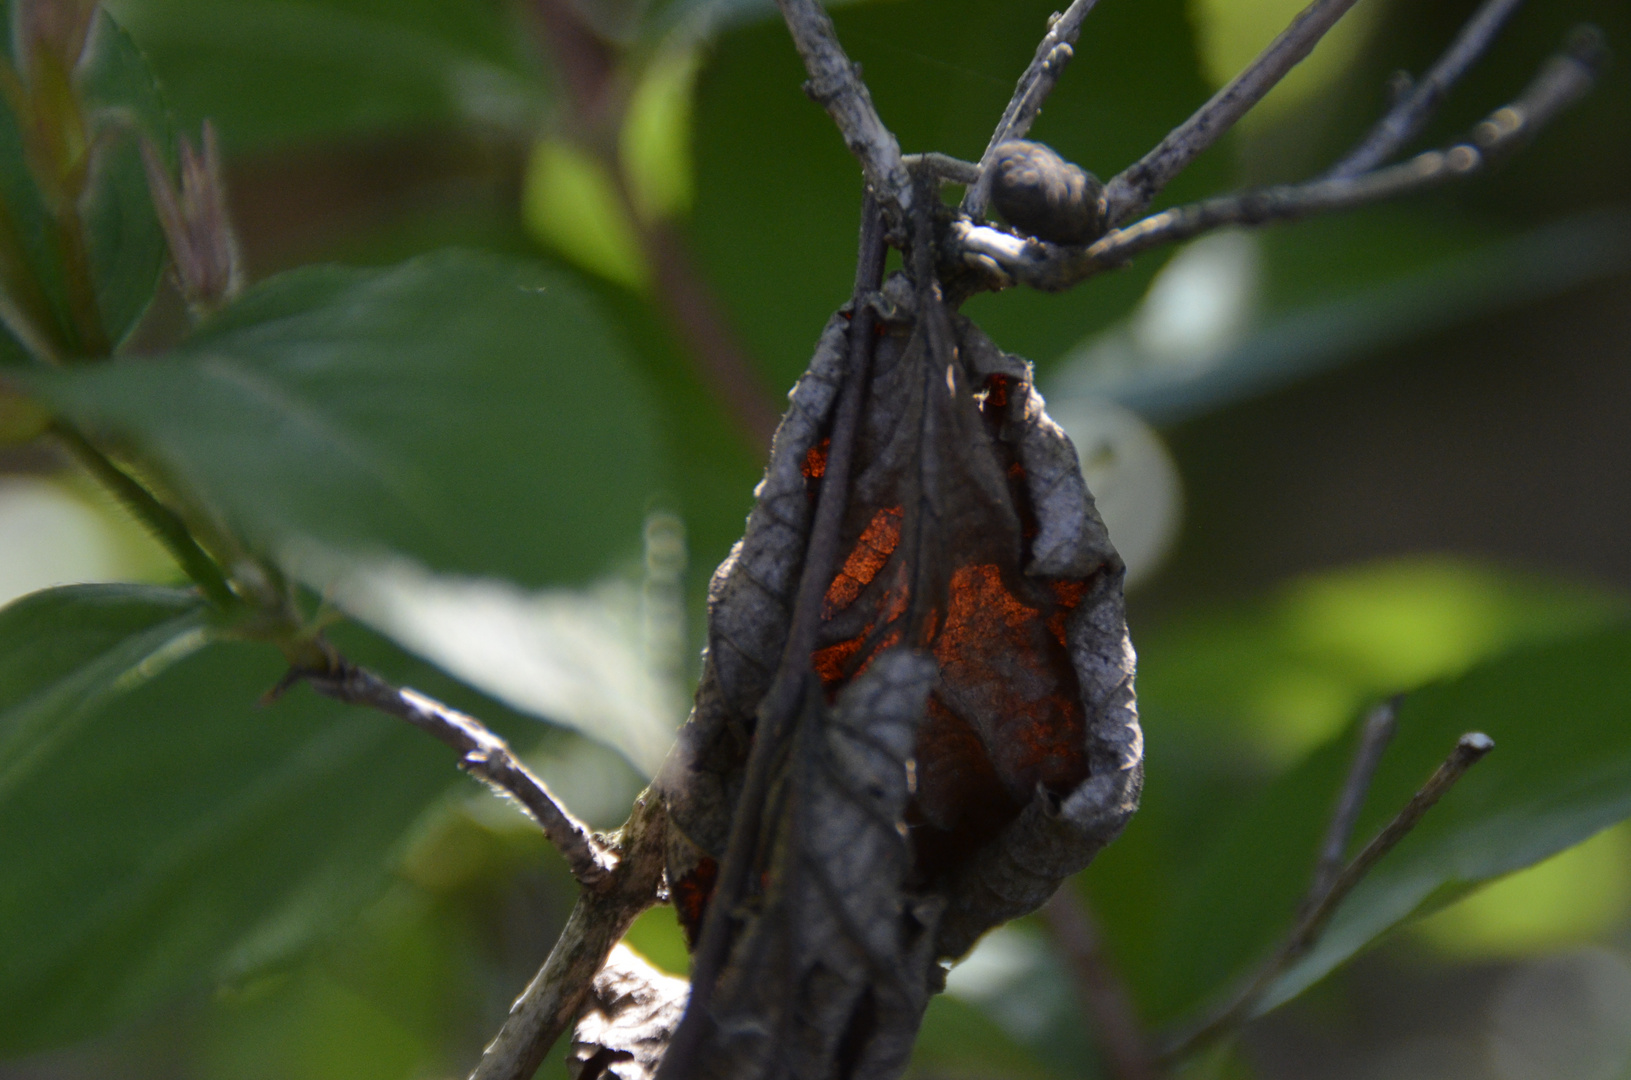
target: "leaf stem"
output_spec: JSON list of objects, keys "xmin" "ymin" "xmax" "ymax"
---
[{"xmin": 51, "ymin": 421, "xmax": 240, "ymax": 609}]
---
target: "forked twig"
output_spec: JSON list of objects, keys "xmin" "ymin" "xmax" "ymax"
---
[
  {"xmin": 296, "ymin": 659, "xmax": 616, "ymax": 889},
  {"xmin": 775, "ymin": 0, "xmax": 912, "ymax": 214},
  {"xmin": 467, "ymin": 790, "xmax": 670, "ymax": 1080},
  {"xmin": 1328, "ymin": 0, "xmax": 1527, "ymax": 179},
  {"xmin": 1161, "ymin": 731, "xmax": 1495, "ymax": 1062},
  {"xmin": 955, "ymin": 26, "xmax": 1604, "ymax": 292},
  {"xmin": 962, "ymin": 0, "xmax": 1102, "ymax": 219},
  {"xmin": 1101, "ymin": 0, "xmax": 1365, "ymax": 225}
]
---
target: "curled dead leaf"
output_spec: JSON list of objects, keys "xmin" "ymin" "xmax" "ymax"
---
[{"xmin": 655, "ymin": 266, "xmax": 1142, "ymax": 1075}]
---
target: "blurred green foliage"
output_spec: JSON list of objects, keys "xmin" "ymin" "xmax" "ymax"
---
[{"xmin": 0, "ymin": 0, "xmax": 1628, "ymax": 1076}]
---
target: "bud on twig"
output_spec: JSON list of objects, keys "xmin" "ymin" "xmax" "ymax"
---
[
  {"xmin": 12, "ymin": 0, "xmax": 97, "ymax": 79},
  {"xmin": 141, "ymin": 121, "xmax": 242, "ymax": 316}
]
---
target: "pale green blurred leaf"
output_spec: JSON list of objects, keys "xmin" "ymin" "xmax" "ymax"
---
[
  {"xmin": 29, "ymin": 250, "xmax": 662, "ymax": 589},
  {"xmin": 1051, "ymin": 208, "xmax": 1631, "ymax": 424},
  {"xmin": 1079, "ymin": 558, "xmax": 1627, "ymax": 1030},
  {"xmin": 1414, "ymin": 822, "xmax": 1631, "ymax": 958},
  {"xmin": 103, "ymin": 0, "xmax": 542, "ymax": 151}
]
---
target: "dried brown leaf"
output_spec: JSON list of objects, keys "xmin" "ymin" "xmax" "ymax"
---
[
  {"xmin": 655, "ymin": 270, "xmax": 1142, "ymax": 1076},
  {"xmin": 570, "ymin": 944, "xmax": 691, "ymax": 1080}
]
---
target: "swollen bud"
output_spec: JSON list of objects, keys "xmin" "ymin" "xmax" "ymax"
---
[
  {"xmin": 13, "ymin": 0, "xmax": 97, "ymax": 77},
  {"xmin": 988, "ymin": 139, "xmax": 1106, "ymax": 246},
  {"xmin": 141, "ymin": 121, "xmax": 243, "ymax": 316}
]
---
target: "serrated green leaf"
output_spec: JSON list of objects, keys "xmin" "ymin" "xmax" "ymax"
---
[
  {"xmin": 28, "ymin": 249, "xmax": 662, "ymax": 589},
  {"xmin": 103, "ymin": 0, "xmax": 543, "ymax": 151},
  {"xmin": 0, "ymin": 583, "xmax": 553, "ymax": 1052}
]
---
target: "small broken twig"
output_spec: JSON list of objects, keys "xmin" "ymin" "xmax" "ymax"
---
[
  {"xmin": 1306, "ymin": 698, "xmax": 1399, "ymax": 906},
  {"xmin": 297, "ymin": 659, "xmax": 616, "ymax": 889},
  {"xmin": 775, "ymin": 0, "xmax": 912, "ymax": 215},
  {"xmin": 1327, "ymin": 0, "xmax": 1528, "ymax": 179},
  {"xmin": 1162, "ymin": 731, "xmax": 1495, "ymax": 1062},
  {"xmin": 1044, "ymin": 886, "xmax": 1164, "ymax": 1080}
]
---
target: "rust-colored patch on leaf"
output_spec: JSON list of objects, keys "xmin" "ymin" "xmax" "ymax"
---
[
  {"xmin": 823, "ymin": 506, "xmax": 902, "ymax": 616},
  {"xmin": 930, "ymin": 564, "xmax": 1089, "ymax": 801}
]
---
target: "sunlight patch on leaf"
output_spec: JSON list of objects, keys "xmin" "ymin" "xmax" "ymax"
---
[
  {"xmin": 1138, "ymin": 557, "xmax": 1628, "ymax": 767},
  {"xmin": 524, "ymin": 138, "xmax": 650, "ymax": 289},
  {"xmin": 1414, "ymin": 823, "xmax": 1631, "ymax": 959},
  {"xmin": 622, "ymin": 46, "xmax": 702, "ymax": 222},
  {"xmin": 1188, "ymin": 0, "xmax": 1385, "ymax": 126}
]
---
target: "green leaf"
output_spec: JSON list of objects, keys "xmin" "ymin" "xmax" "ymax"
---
[
  {"xmin": 103, "ymin": 0, "xmax": 543, "ymax": 151},
  {"xmin": 29, "ymin": 249, "xmax": 662, "ymax": 589},
  {"xmin": 0, "ymin": 583, "xmax": 550, "ymax": 1052},
  {"xmin": 78, "ymin": 9, "xmax": 175, "ymax": 348},
  {"xmin": 1258, "ymin": 624, "xmax": 1631, "ymax": 1012}
]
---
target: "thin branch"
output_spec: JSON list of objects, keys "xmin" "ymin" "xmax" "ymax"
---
[
  {"xmin": 963, "ymin": 0, "xmax": 1103, "ymax": 219},
  {"xmin": 51, "ymin": 421, "xmax": 240, "ymax": 610},
  {"xmin": 1327, "ymin": 0, "xmax": 1527, "ymax": 179},
  {"xmin": 642, "ymin": 219, "xmax": 782, "ymax": 453},
  {"xmin": 1162, "ymin": 731, "xmax": 1495, "ymax": 1063},
  {"xmin": 1044, "ymin": 887, "xmax": 1164, "ymax": 1080},
  {"xmin": 775, "ymin": 0, "xmax": 912, "ymax": 216},
  {"xmin": 1101, "ymin": 0, "xmax": 1365, "ymax": 227},
  {"xmin": 906, "ymin": 152, "xmax": 981, "ymax": 186},
  {"xmin": 957, "ymin": 28, "xmax": 1604, "ymax": 293},
  {"xmin": 1306, "ymin": 698, "xmax": 1398, "ymax": 906},
  {"xmin": 298, "ymin": 659, "xmax": 616, "ymax": 889},
  {"xmin": 468, "ymin": 790, "xmax": 670, "ymax": 1080},
  {"xmin": 656, "ymin": 192, "xmax": 891, "ymax": 1080}
]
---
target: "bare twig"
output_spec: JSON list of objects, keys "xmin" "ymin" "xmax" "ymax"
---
[
  {"xmin": 656, "ymin": 191, "xmax": 891, "ymax": 1080},
  {"xmin": 963, "ymin": 0, "xmax": 1101, "ymax": 219},
  {"xmin": 468, "ymin": 790, "xmax": 670, "ymax": 1080},
  {"xmin": 1044, "ymin": 887, "xmax": 1164, "ymax": 1080},
  {"xmin": 1162, "ymin": 731, "xmax": 1495, "ymax": 1062},
  {"xmin": 1101, "ymin": 0, "xmax": 1365, "ymax": 227},
  {"xmin": 956, "ymin": 27, "xmax": 1604, "ymax": 293},
  {"xmin": 298, "ymin": 659, "xmax": 616, "ymax": 889},
  {"xmin": 906, "ymin": 152, "xmax": 981, "ymax": 186},
  {"xmin": 775, "ymin": 0, "xmax": 913, "ymax": 215},
  {"xmin": 1327, "ymin": 0, "xmax": 1527, "ymax": 179},
  {"xmin": 1306, "ymin": 698, "xmax": 1398, "ymax": 906}
]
